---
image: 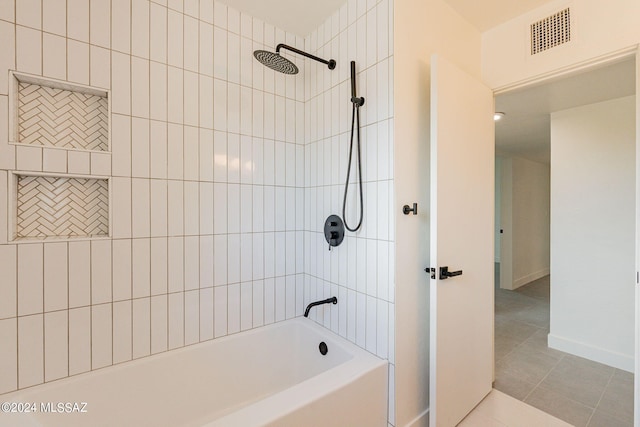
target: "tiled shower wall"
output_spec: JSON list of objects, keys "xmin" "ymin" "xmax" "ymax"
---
[
  {"xmin": 302, "ymin": 0, "xmax": 396, "ymax": 424},
  {"xmin": 0, "ymin": 0, "xmax": 306, "ymax": 394}
]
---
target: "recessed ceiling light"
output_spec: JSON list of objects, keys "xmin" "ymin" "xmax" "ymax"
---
[{"xmin": 494, "ymin": 112, "xmax": 506, "ymax": 121}]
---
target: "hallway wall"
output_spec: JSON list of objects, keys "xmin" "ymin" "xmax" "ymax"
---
[
  {"xmin": 499, "ymin": 156, "xmax": 550, "ymax": 290},
  {"xmin": 550, "ymin": 95, "xmax": 635, "ymax": 371}
]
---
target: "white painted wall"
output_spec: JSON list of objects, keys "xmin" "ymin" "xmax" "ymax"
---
[
  {"xmin": 549, "ymin": 95, "xmax": 635, "ymax": 371},
  {"xmin": 499, "ymin": 157, "xmax": 550, "ymax": 290},
  {"xmin": 393, "ymin": 0, "xmax": 481, "ymax": 425},
  {"xmin": 512, "ymin": 157, "xmax": 550, "ymax": 289},
  {"xmin": 482, "ymin": 0, "xmax": 640, "ymax": 89}
]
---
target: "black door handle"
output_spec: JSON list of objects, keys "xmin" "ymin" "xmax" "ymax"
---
[
  {"xmin": 439, "ymin": 266, "xmax": 462, "ymax": 280},
  {"xmin": 424, "ymin": 266, "xmax": 463, "ymax": 280}
]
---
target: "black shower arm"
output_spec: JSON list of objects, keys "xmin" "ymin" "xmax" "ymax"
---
[{"xmin": 276, "ymin": 44, "xmax": 336, "ymax": 70}]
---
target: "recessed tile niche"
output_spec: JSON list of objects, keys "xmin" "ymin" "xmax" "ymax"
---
[
  {"xmin": 14, "ymin": 174, "xmax": 109, "ymax": 239},
  {"xmin": 10, "ymin": 72, "xmax": 109, "ymax": 151},
  {"xmin": 8, "ymin": 72, "xmax": 111, "ymax": 240}
]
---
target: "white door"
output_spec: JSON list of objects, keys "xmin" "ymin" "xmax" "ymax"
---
[{"xmin": 429, "ymin": 55, "xmax": 495, "ymax": 427}]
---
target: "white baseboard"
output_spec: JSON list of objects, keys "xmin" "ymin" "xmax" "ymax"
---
[
  {"xmin": 548, "ymin": 333, "xmax": 634, "ymax": 372},
  {"xmin": 405, "ymin": 408, "xmax": 429, "ymax": 427},
  {"xmin": 512, "ymin": 268, "xmax": 550, "ymax": 289}
]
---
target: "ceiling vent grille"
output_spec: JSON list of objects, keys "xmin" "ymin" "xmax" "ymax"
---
[{"xmin": 530, "ymin": 8, "xmax": 571, "ymax": 55}]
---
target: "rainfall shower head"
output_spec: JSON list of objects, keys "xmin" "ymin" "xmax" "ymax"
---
[
  {"xmin": 253, "ymin": 43, "xmax": 336, "ymax": 75},
  {"xmin": 253, "ymin": 50, "xmax": 299, "ymax": 74}
]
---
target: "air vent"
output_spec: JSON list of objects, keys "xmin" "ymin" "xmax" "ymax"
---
[{"xmin": 530, "ymin": 8, "xmax": 571, "ymax": 55}]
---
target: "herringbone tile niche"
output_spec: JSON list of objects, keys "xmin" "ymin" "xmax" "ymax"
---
[
  {"xmin": 15, "ymin": 78, "xmax": 108, "ymax": 151},
  {"xmin": 16, "ymin": 175, "xmax": 109, "ymax": 238}
]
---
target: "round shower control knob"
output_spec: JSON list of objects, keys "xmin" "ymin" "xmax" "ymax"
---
[{"xmin": 324, "ymin": 215, "xmax": 345, "ymax": 250}]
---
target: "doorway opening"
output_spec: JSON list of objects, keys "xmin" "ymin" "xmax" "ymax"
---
[{"xmin": 493, "ymin": 55, "xmax": 636, "ymax": 427}]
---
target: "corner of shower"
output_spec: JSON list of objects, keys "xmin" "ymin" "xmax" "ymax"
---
[{"xmin": 253, "ymin": 46, "xmax": 366, "ymax": 250}]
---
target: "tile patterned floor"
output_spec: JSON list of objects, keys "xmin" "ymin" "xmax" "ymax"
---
[{"xmin": 494, "ymin": 268, "xmax": 634, "ymax": 426}]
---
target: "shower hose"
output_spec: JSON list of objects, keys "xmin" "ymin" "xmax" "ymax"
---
[{"xmin": 342, "ymin": 95, "xmax": 364, "ymax": 232}]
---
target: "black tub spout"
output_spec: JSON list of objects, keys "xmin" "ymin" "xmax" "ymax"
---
[{"xmin": 304, "ymin": 297, "xmax": 338, "ymax": 318}]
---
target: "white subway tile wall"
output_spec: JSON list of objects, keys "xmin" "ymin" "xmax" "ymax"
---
[
  {"xmin": 0, "ymin": 0, "xmax": 396, "ymax": 423},
  {"xmin": 303, "ymin": 0, "xmax": 395, "ymax": 423},
  {"xmin": 0, "ymin": 0, "xmax": 307, "ymax": 395}
]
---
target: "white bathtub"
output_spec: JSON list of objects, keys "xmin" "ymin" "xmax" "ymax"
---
[{"xmin": 0, "ymin": 318, "xmax": 388, "ymax": 427}]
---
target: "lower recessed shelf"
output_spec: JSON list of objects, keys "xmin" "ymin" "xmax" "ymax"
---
[{"xmin": 15, "ymin": 174, "xmax": 109, "ymax": 239}]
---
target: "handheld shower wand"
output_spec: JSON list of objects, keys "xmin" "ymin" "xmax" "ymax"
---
[
  {"xmin": 350, "ymin": 62, "xmax": 365, "ymax": 107},
  {"xmin": 342, "ymin": 61, "xmax": 365, "ymax": 232}
]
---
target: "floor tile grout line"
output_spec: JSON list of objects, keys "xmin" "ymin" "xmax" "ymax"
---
[
  {"xmin": 494, "ymin": 325, "xmax": 542, "ymax": 365},
  {"xmin": 585, "ymin": 367, "xmax": 616, "ymax": 426},
  {"xmin": 521, "ymin": 352, "xmax": 565, "ymax": 403},
  {"xmin": 520, "ymin": 355, "xmax": 614, "ymax": 427}
]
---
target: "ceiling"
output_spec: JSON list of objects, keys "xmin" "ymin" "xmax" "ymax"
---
[
  {"xmin": 495, "ymin": 57, "xmax": 636, "ymax": 164},
  {"xmin": 221, "ymin": 0, "xmax": 556, "ymax": 36},
  {"xmin": 220, "ymin": 0, "xmax": 347, "ymax": 36},
  {"xmin": 442, "ymin": 0, "xmax": 555, "ymax": 31}
]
